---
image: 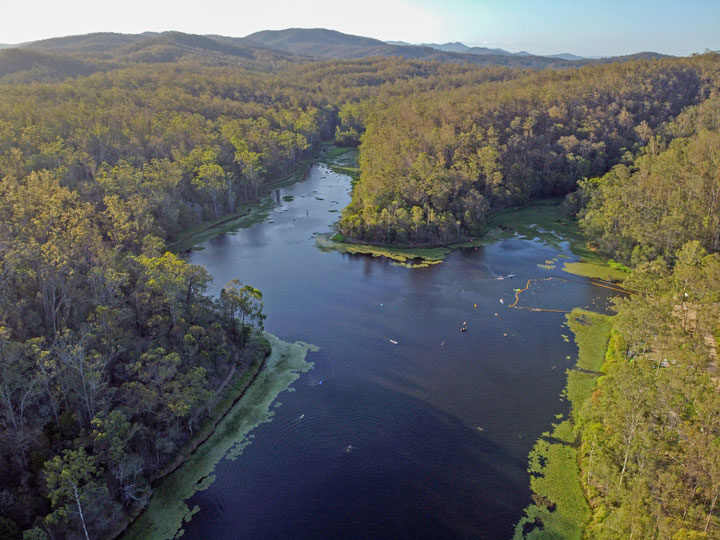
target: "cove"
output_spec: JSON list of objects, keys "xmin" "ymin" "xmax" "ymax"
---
[{"xmin": 172, "ymin": 163, "xmax": 618, "ymax": 540}]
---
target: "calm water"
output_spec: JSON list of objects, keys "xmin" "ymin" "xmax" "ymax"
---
[{"xmin": 183, "ymin": 164, "xmax": 616, "ymax": 540}]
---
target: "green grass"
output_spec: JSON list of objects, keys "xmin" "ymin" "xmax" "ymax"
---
[
  {"xmin": 566, "ymin": 370, "xmax": 600, "ymax": 423},
  {"xmin": 551, "ymin": 419, "xmax": 575, "ymax": 444},
  {"xmin": 325, "ymin": 145, "xmax": 355, "ymax": 159},
  {"xmin": 562, "ymin": 261, "xmax": 628, "ymax": 282},
  {"xmin": 566, "ymin": 310, "xmax": 613, "ymax": 372},
  {"xmin": 514, "ymin": 309, "xmax": 612, "ymax": 540},
  {"xmin": 122, "ymin": 334, "xmax": 317, "ymax": 540}
]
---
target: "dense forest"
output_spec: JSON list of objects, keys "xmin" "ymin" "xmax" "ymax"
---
[
  {"xmin": 513, "ymin": 73, "xmax": 720, "ymax": 538},
  {"xmin": 0, "ymin": 29, "xmax": 718, "ymax": 539},
  {"xmin": 338, "ymin": 54, "xmax": 720, "ymax": 246}
]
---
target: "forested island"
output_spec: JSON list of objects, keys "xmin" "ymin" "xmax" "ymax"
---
[{"xmin": 0, "ymin": 27, "xmax": 718, "ymax": 540}]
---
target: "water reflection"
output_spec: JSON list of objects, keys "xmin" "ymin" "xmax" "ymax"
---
[{"xmin": 184, "ymin": 164, "xmax": 620, "ymax": 540}]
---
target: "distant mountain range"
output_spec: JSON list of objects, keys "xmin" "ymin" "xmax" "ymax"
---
[
  {"xmin": 386, "ymin": 40, "xmax": 586, "ymax": 60},
  {"xmin": 0, "ymin": 27, "xmax": 671, "ymax": 84},
  {"xmin": 242, "ymin": 28, "xmax": 607, "ymax": 67}
]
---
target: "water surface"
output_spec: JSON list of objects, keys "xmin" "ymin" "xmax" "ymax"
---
[{"xmin": 183, "ymin": 164, "xmax": 616, "ymax": 540}]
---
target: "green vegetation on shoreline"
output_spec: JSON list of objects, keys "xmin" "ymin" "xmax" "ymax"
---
[
  {"xmin": 317, "ymin": 233, "xmax": 482, "ymax": 267},
  {"xmin": 513, "ymin": 309, "xmax": 612, "ymax": 540},
  {"xmin": 121, "ymin": 334, "xmax": 316, "ymax": 540},
  {"xmin": 488, "ymin": 201, "xmax": 628, "ymax": 281}
]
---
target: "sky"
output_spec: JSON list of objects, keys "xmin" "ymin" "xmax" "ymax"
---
[{"xmin": 2, "ymin": 0, "xmax": 719, "ymax": 57}]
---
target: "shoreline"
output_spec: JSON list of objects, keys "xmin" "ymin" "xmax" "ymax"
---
[
  {"xmin": 330, "ymin": 200, "xmax": 627, "ymax": 279},
  {"xmin": 114, "ymin": 145, "xmax": 357, "ymax": 538},
  {"xmin": 109, "ymin": 336, "xmax": 270, "ymax": 540},
  {"xmin": 167, "ymin": 143, "xmax": 358, "ymax": 254},
  {"xmin": 513, "ymin": 309, "xmax": 612, "ymax": 539},
  {"xmin": 119, "ymin": 334, "xmax": 317, "ymax": 540}
]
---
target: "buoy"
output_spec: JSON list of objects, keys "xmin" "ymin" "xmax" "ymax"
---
[
  {"xmin": 461, "ymin": 327, "xmax": 468, "ymax": 333},
  {"xmin": 474, "ymin": 304, "xmax": 477, "ymax": 308}
]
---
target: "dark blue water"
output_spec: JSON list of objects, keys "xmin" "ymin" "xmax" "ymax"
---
[{"xmin": 183, "ymin": 164, "xmax": 616, "ymax": 540}]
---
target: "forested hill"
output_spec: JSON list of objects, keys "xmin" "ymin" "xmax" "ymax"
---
[
  {"xmin": 243, "ymin": 28, "xmax": 668, "ymax": 67},
  {"xmin": 338, "ymin": 54, "xmax": 720, "ymax": 246},
  {"xmin": 0, "ymin": 28, "xmax": 671, "ymax": 84},
  {"xmin": 0, "ymin": 32, "xmax": 308, "ymax": 83}
]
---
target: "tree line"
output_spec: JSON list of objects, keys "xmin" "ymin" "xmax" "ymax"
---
[{"xmin": 567, "ymin": 78, "xmax": 720, "ymax": 539}]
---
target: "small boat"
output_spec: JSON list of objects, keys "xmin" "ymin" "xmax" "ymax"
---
[
  {"xmin": 499, "ymin": 298, "xmax": 504, "ymax": 304},
  {"xmin": 461, "ymin": 327, "xmax": 468, "ymax": 332},
  {"xmin": 389, "ymin": 339, "xmax": 398, "ymax": 345}
]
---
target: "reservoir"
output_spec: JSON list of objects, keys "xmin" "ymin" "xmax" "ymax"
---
[{"xmin": 181, "ymin": 162, "xmax": 616, "ymax": 540}]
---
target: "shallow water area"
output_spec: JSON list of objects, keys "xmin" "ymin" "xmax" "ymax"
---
[{"xmin": 180, "ymin": 163, "xmax": 618, "ymax": 540}]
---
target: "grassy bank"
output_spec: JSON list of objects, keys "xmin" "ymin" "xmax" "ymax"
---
[
  {"xmin": 513, "ymin": 309, "xmax": 612, "ymax": 540},
  {"xmin": 121, "ymin": 334, "xmax": 317, "ymax": 540},
  {"xmin": 324, "ymin": 145, "xmax": 359, "ymax": 180}
]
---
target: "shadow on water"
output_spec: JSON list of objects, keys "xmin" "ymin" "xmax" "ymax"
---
[{"xmin": 182, "ymin": 381, "xmax": 531, "ymax": 540}]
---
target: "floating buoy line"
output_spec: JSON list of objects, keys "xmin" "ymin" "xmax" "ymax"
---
[{"xmin": 508, "ymin": 277, "xmax": 630, "ymax": 313}]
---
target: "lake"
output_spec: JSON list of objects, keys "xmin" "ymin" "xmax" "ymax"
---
[{"xmin": 181, "ymin": 162, "xmax": 616, "ymax": 540}]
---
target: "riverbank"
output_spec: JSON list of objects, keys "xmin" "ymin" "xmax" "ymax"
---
[
  {"xmin": 106, "ymin": 335, "xmax": 268, "ymax": 540},
  {"xmin": 486, "ymin": 201, "xmax": 627, "ymax": 282},
  {"xmin": 167, "ymin": 143, "xmax": 358, "ymax": 253},
  {"xmin": 120, "ymin": 334, "xmax": 317, "ymax": 540},
  {"xmin": 513, "ymin": 309, "xmax": 612, "ymax": 540}
]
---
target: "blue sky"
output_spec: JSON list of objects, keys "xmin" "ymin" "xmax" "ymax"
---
[{"xmin": 3, "ymin": 0, "xmax": 719, "ymax": 56}]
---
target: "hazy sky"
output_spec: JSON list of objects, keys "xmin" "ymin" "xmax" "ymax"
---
[{"xmin": 3, "ymin": 0, "xmax": 719, "ymax": 56}]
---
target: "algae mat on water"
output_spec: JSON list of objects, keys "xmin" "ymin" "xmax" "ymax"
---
[{"xmin": 123, "ymin": 335, "xmax": 317, "ymax": 540}]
